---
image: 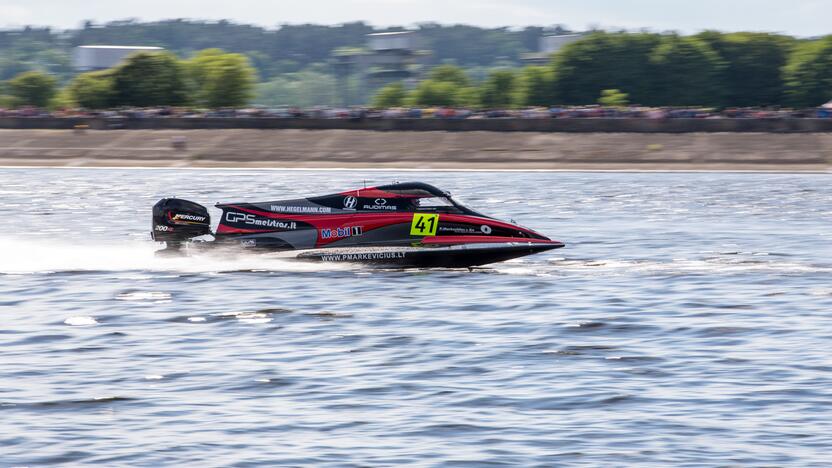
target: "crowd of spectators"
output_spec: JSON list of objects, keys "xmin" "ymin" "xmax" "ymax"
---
[{"xmin": 2, "ymin": 104, "xmax": 832, "ymax": 119}]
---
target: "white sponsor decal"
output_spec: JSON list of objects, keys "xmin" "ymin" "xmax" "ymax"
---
[
  {"xmin": 440, "ymin": 226, "xmax": 477, "ymax": 234},
  {"xmin": 155, "ymin": 225, "xmax": 171, "ymax": 232},
  {"xmin": 225, "ymin": 212, "xmax": 297, "ymax": 230},
  {"xmin": 343, "ymin": 196, "xmax": 358, "ymax": 210},
  {"xmin": 270, "ymin": 205, "xmax": 332, "ymax": 214},
  {"xmin": 172, "ymin": 213, "xmax": 207, "ymax": 222},
  {"xmin": 481, "ymin": 225, "xmax": 493, "ymax": 235},
  {"xmin": 320, "ymin": 251, "xmax": 407, "ymax": 262},
  {"xmin": 362, "ymin": 203, "xmax": 397, "ymax": 211}
]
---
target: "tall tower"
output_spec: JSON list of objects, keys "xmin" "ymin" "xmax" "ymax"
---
[
  {"xmin": 331, "ymin": 31, "xmax": 429, "ymax": 106},
  {"xmin": 364, "ymin": 32, "xmax": 425, "ymax": 100}
]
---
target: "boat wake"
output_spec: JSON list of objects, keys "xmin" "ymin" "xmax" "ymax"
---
[
  {"xmin": 3, "ymin": 235, "xmax": 825, "ymax": 278},
  {"xmin": 492, "ymin": 254, "xmax": 830, "ymax": 277},
  {"xmin": 0, "ymin": 237, "xmax": 353, "ymax": 275}
]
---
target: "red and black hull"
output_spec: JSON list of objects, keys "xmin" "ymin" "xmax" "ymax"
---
[{"xmin": 152, "ymin": 182, "xmax": 565, "ymax": 268}]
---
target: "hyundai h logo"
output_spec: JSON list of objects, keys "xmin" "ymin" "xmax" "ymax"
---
[{"xmin": 343, "ymin": 196, "xmax": 358, "ymax": 210}]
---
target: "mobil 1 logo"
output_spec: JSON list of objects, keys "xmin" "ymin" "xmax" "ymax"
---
[{"xmin": 321, "ymin": 226, "xmax": 363, "ymax": 240}]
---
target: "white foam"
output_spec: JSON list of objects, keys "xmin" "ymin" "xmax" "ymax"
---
[
  {"xmin": 0, "ymin": 237, "xmax": 350, "ymax": 275},
  {"xmin": 116, "ymin": 291, "xmax": 172, "ymax": 302},
  {"xmin": 492, "ymin": 256, "xmax": 830, "ymax": 277},
  {"xmin": 216, "ymin": 311, "xmax": 274, "ymax": 324},
  {"xmin": 64, "ymin": 316, "xmax": 98, "ymax": 326}
]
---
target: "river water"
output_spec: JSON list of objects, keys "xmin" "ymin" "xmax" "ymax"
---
[{"xmin": 1, "ymin": 169, "xmax": 830, "ymax": 467}]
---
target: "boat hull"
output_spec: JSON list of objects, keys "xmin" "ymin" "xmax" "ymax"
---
[
  {"xmin": 153, "ymin": 182, "xmax": 566, "ymax": 268},
  {"xmin": 293, "ymin": 241, "xmax": 565, "ymax": 268}
]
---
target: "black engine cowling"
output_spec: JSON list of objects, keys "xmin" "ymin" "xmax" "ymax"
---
[{"xmin": 152, "ymin": 198, "xmax": 212, "ymax": 249}]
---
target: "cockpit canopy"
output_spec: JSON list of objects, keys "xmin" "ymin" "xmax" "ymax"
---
[
  {"xmin": 220, "ymin": 182, "xmax": 492, "ymax": 218},
  {"xmin": 353, "ymin": 182, "xmax": 487, "ymax": 216},
  {"xmin": 373, "ymin": 182, "xmax": 452, "ymax": 198}
]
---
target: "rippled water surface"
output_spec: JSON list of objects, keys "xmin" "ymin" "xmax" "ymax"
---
[{"xmin": 1, "ymin": 169, "xmax": 831, "ymax": 467}]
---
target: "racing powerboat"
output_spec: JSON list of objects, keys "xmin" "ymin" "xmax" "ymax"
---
[{"xmin": 152, "ymin": 182, "xmax": 564, "ymax": 268}]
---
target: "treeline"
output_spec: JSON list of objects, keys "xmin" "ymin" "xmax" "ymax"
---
[
  {"xmin": 0, "ymin": 20, "xmax": 561, "ymax": 81},
  {"xmin": 0, "ymin": 49, "xmax": 257, "ymax": 109},
  {"xmin": 2, "ymin": 26, "xmax": 831, "ymax": 109},
  {"xmin": 374, "ymin": 32, "xmax": 832, "ymax": 109}
]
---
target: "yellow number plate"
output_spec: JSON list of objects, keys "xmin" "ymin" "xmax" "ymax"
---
[{"xmin": 410, "ymin": 213, "xmax": 440, "ymax": 237}]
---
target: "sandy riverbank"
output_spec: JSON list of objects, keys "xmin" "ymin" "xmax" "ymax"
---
[{"xmin": 0, "ymin": 129, "xmax": 829, "ymax": 171}]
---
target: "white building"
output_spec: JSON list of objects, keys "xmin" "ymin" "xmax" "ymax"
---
[
  {"xmin": 367, "ymin": 31, "xmax": 419, "ymax": 52},
  {"xmin": 540, "ymin": 34, "xmax": 585, "ymax": 55},
  {"xmin": 72, "ymin": 45, "xmax": 165, "ymax": 71}
]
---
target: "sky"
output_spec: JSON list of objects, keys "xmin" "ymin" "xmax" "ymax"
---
[{"xmin": 0, "ymin": 0, "xmax": 828, "ymax": 37}]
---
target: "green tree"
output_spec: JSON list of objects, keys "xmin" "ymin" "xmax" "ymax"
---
[
  {"xmin": 0, "ymin": 80, "xmax": 14, "ymax": 108},
  {"xmin": 649, "ymin": 35, "xmax": 724, "ymax": 106},
  {"xmin": 407, "ymin": 80, "xmax": 459, "ymax": 107},
  {"xmin": 479, "ymin": 70, "xmax": 516, "ymax": 108},
  {"xmin": 428, "ymin": 64, "xmax": 470, "ymax": 87},
  {"xmin": 186, "ymin": 49, "xmax": 223, "ymax": 96},
  {"xmin": 6, "ymin": 70, "xmax": 57, "ymax": 107},
  {"xmin": 111, "ymin": 52, "xmax": 189, "ymax": 107},
  {"xmin": 784, "ymin": 36, "xmax": 832, "ymax": 108},
  {"xmin": 0, "ymin": 81, "xmax": 9, "ymax": 107},
  {"xmin": 372, "ymin": 83, "xmax": 407, "ymax": 108},
  {"xmin": 66, "ymin": 70, "xmax": 115, "ymax": 109},
  {"xmin": 255, "ymin": 69, "xmax": 338, "ymax": 107},
  {"xmin": 50, "ymin": 87, "xmax": 77, "ymax": 109},
  {"xmin": 454, "ymin": 87, "xmax": 481, "ymax": 108},
  {"xmin": 697, "ymin": 31, "xmax": 795, "ymax": 106},
  {"xmin": 187, "ymin": 48, "xmax": 257, "ymax": 108},
  {"xmin": 550, "ymin": 32, "xmax": 662, "ymax": 105},
  {"xmin": 0, "ymin": 95, "xmax": 15, "ymax": 108},
  {"xmin": 598, "ymin": 89, "xmax": 629, "ymax": 107},
  {"xmin": 514, "ymin": 66, "xmax": 552, "ymax": 107}
]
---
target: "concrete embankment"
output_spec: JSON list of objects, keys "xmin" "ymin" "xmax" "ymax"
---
[{"xmin": 0, "ymin": 129, "xmax": 829, "ymax": 171}]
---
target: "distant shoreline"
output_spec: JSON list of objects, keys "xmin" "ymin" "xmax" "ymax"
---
[
  {"xmin": 0, "ymin": 129, "xmax": 829, "ymax": 172},
  {"xmin": 2, "ymin": 165, "xmax": 828, "ymax": 174},
  {"xmin": 2, "ymin": 116, "xmax": 832, "ymax": 133},
  {"xmin": 0, "ymin": 162, "xmax": 828, "ymax": 173}
]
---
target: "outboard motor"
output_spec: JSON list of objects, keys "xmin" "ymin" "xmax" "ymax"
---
[{"xmin": 152, "ymin": 198, "xmax": 212, "ymax": 253}]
